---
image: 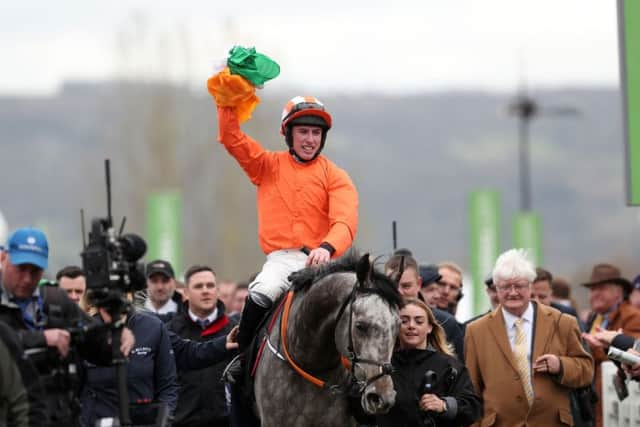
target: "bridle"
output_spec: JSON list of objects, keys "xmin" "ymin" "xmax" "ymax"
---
[
  {"xmin": 279, "ymin": 277, "xmax": 395, "ymax": 395},
  {"xmin": 334, "ymin": 280, "xmax": 395, "ymax": 393}
]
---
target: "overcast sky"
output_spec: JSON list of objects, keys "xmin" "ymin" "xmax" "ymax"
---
[{"xmin": 1, "ymin": 1, "xmax": 622, "ymax": 95}]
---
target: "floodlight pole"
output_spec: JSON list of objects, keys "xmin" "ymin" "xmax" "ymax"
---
[
  {"xmin": 509, "ymin": 95, "xmax": 579, "ymax": 212},
  {"xmin": 513, "ymin": 96, "xmax": 537, "ymax": 212}
]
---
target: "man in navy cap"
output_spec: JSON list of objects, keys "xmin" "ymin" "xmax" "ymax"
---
[
  {"xmin": 418, "ymin": 265, "xmax": 441, "ymax": 306},
  {"xmin": 144, "ymin": 259, "xmax": 185, "ymax": 322},
  {"xmin": 0, "ymin": 226, "xmax": 134, "ymax": 425}
]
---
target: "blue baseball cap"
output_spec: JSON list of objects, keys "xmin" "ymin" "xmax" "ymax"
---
[
  {"xmin": 633, "ymin": 275, "xmax": 640, "ymax": 292},
  {"xmin": 5, "ymin": 227, "xmax": 49, "ymax": 270}
]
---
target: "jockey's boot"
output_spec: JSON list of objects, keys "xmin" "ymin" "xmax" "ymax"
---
[
  {"xmin": 223, "ymin": 296, "xmax": 271, "ymax": 384},
  {"xmin": 236, "ymin": 295, "xmax": 271, "ymax": 350}
]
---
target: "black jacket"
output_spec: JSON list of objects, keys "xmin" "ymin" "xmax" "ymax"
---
[
  {"xmin": 415, "ymin": 293, "xmax": 464, "ymax": 359},
  {"xmin": 376, "ymin": 349, "xmax": 481, "ymax": 427},
  {"xmin": 0, "ymin": 321, "xmax": 44, "ymax": 427},
  {"xmin": 169, "ymin": 330, "xmax": 232, "ymax": 370},
  {"xmin": 167, "ymin": 301, "xmax": 237, "ymax": 426},
  {"xmin": 432, "ymin": 307, "xmax": 465, "ymax": 359},
  {"xmin": 80, "ymin": 311, "xmax": 179, "ymax": 427}
]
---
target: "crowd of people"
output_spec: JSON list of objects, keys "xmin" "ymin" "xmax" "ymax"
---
[
  {"xmin": 3, "ymin": 227, "xmax": 639, "ymax": 427},
  {"xmin": 2, "ymin": 92, "xmax": 640, "ymax": 427}
]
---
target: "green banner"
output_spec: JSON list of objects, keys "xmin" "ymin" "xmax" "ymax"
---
[
  {"xmin": 619, "ymin": 0, "xmax": 640, "ymax": 205},
  {"xmin": 469, "ymin": 190, "xmax": 501, "ymax": 315},
  {"xmin": 512, "ymin": 212, "xmax": 543, "ymax": 267},
  {"xmin": 146, "ymin": 191, "xmax": 183, "ymax": 275}
]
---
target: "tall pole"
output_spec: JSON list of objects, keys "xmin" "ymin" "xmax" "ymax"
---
[
  {"xmin": 509, "ymin": 94, "xmax": 579, "ymax": 211},
  {"xmin": 511, "ymin": 96, "xmax": 537, "ymax": 212},
  {"xmin": 519, "ymin": 116, "xmax": 531, "ymax": 211},
  {"xmin": 392, "ymin": 220, "xmax": 397, "ymax": 251},
  {"xmin": 508, "ymin": 91, "xmax": 579, "ymax": 265}
]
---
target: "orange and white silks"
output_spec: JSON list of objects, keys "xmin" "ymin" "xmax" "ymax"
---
[
  {"xmin": 207, "ymin": 67, "xmax": 259, "ymax": 123},
  {"xmin": 216, "ymin": 106, "xmax": 359, "ymax": 257}
]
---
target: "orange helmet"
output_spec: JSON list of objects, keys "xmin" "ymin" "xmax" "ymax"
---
[{"xmin": 280, "ymin": 96, "xmax": 332, "ymax": 135}]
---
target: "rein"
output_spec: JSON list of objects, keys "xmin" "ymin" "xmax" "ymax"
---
[{"xmin": 279, "ymin": 280, "xmax": 394, "ymax": 393}]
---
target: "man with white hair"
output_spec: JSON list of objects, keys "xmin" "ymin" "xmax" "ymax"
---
[{"xmin": 464, "ymin": 249, "xmax": 593, "ymax": 427}]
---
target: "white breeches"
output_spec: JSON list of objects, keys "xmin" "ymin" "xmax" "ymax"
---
[{"xmin": 248, "ymin": 249, "xmax": 308, "ymax": 305}]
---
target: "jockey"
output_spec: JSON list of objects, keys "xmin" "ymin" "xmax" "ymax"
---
[{"xmin": 216, "ymin": 96, "xmax": 359, "ymax": 351}]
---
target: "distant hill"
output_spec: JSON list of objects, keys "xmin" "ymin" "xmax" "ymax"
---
[{"xmin": 0, "ymin": 81, "xmax": 637, "ymax": 309}]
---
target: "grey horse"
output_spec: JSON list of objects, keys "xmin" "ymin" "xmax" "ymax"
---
[{"xmin": 253, "ymin": 252, "xmax": 402, "ymax": 426}]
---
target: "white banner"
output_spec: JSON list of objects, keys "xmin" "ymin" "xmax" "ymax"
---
[{"xmin": 0, "ymin": 210, "xmax": 8, "ymax": 246}]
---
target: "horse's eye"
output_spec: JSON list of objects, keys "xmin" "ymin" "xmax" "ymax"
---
[{"xmin": 355, "ymin": 322, "xmax": 369, "ymax": 333}]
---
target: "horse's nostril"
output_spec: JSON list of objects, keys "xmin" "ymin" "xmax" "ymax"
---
[{"xmin": 367, "ymin": 392, "xmax": 382, "ymax": 408}]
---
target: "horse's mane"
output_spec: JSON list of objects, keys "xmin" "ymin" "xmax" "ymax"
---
[{"xmin": 289, "ymin": 250, "xmax": 403, "ymax": 309}]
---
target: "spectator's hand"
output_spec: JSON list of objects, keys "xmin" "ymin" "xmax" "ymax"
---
[
  {"xmin": 305, "ymin": 247, "xmax": 331, "ymax": 267},
  {"xmin": 419, "ymin": 393, "xmax": 446, "ymax": 413},
  {"xmin": 533, "ymin": 354, "xmax": 561, "ymax": 374},
  {"xmin": 44, "ymin": 328, "xmax": 71, "ymax": 357},
  {"xmin": 120, "ymin": 327, "xmax": 135, "ymax": 357},
  {"xmin": 98, "ymin": 308, "xmax": 112, "ymax": 324},
  {"xmin": 592, "ymin": 328, "xmax": 622, "ymax": 346},
  {"xmin": 582, "ymin": 331, "xmax": 606, "ymax": 349},
  {"xmin": 226, "ymin": 325, "xmax": 239, "ymax": 350},
  {"xmin": 622, "ymin": 349, "xmax": 640, "ymax": 379}
]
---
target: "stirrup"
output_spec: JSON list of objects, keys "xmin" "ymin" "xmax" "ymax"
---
[{"xmin": 221, "ymin": 353, "xmax": 243, "ymax": 384}]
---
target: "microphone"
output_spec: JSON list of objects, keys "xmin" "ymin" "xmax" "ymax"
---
[
  {"xmin": 119, "ymin": 233, "xmax": 147, "ymax": 262},
  {"xmin": 608, "ymin": 347, "xmax": 640, "ymax": 366},
  {"xmin": 422, "ymin": 370, "xmax": 437, "ymax": 394}
]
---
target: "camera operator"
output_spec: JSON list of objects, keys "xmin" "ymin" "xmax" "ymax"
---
[
  {"xmin": 0, "ymin": 227, "xmax": 135, "ymax": 425},
  {"xmin": 79, "ymin": 297, "xmax": 179, "ymax": 427}
]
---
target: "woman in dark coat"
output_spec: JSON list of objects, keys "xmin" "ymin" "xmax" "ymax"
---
[{"xmin": 377, "ymin": 298, "xmax": 481, "ymax": 427}]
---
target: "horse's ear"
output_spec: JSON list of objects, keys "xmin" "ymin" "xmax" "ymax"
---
[{"xmin": 356, "ymin": 253, "xmax": 371, "ymax": 285}]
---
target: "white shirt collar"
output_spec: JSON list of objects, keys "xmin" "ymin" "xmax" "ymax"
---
[
  {"xmin": 501, "ymin": 302, "xmax": 534, "ymax": 328},
  {"xmin": 188, "ymin": 308, "xmax": 219, "ymax": 325}
]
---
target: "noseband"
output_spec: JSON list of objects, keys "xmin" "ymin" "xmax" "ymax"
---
[{"xmin": 279, "ymin": 278, "xmax": 394, "ymax": 395}]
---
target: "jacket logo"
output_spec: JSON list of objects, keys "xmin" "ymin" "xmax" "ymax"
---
[{"xmin": 131, "ymin": 346, "xmax": 152, "ymax": 356}]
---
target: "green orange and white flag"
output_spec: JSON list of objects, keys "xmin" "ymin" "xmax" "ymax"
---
[{"xmin": 207, "ymin": 46, "xmax": 280, "ymax": 123}]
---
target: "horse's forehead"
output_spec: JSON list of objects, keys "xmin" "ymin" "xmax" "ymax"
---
[{"xmin": 354, "ymin": 294, "xmax": 397, "ymax": 323}]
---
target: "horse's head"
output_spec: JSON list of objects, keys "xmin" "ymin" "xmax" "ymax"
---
[{"xmin": 335, "ymin": 254, "xmax": 401, "ymax": 415}]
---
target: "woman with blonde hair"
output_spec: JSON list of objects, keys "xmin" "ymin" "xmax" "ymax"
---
[{"xmin": 376, "ymin": 298, "xmax": 481, "ymax": 427}]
